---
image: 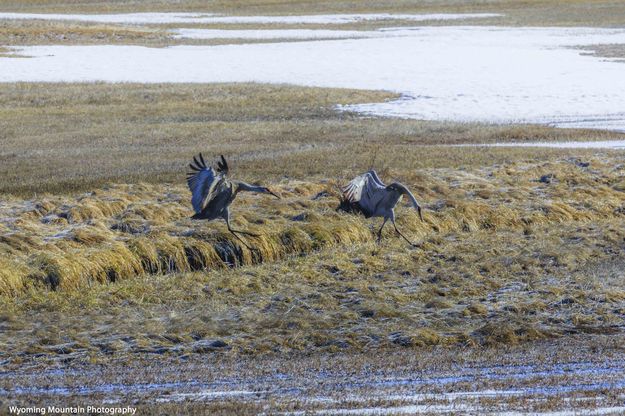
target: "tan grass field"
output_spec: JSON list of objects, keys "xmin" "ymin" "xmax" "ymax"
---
[
  {"xmin": 3, "ymin": 149, "xmax": 625, "ymax": 357},
  {"xmin": 1, "ymin": 83, "xmax": 621, "ymax": 196},
  {"xmin": 1, "ymin": 81, "xmax": 625, "ymax": 362},
  {"xmin": 1, "ymin": 0, "xmax": 625, "ymax": 28}
]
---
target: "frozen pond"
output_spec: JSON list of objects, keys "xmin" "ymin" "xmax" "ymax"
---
[
  {"xmin": 174, "ymin": 28, "xmax": 384, "ymax": 40},
  {"xmin": 0, "ymin": 12, "xmax": 500, "ymax": 25},
  {"xmin": 1, "ymin": 23, "xmax": 625, "ymax": 131}
]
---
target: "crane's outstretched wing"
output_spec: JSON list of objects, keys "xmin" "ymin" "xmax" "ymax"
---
[
  {"xmin": 342, "ymin": 170, "xmax": 386, "ymax": 216},
  {"xmin": 367, "ymin": 169, "xmax": 385, "ymax": 187},
  {"xmin": 187, "ymin": 153, "xmax": 219, "ymax": 214}
]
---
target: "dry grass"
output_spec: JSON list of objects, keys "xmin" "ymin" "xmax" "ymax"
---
[
  {"xmin": 2, "ymin": 154, "xmax": 625, "ymax": 360},
  {"xmin": 1, "ymin": 82, "xmax": 625, "ymax": 360},
  {"xmin": 0, "ymin": 19, "xmax": 169, "ymax": 46},
  {"xmin": 1, "ymin": 0, "xmax": 625, "ymax": 27},
  {"xmin": 580, "ymin": 43, "xmax": 625, "ymax": 61},
  {"xmin": 1, "ymin": 82, "xmax": 621, "ymax": 196},
  {"xmin": 0, "ymin": 20, "xmax": 402, "ymax": 47}
]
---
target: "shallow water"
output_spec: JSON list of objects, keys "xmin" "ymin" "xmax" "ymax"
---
[{"xmin": 1, "ymin": 25, "xmax": 625, "ymax": 132}]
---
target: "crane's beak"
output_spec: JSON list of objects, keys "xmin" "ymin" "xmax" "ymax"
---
[
  {"xmin": 417, "ymin": 206, "xmax": 424, "ymax": 222},
  {"xmin": 266, "ymin": 188, "xmax": 281, "ymax": 199}
]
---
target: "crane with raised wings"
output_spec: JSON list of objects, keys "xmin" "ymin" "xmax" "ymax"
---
[
  {"xmin": 341, "ymin": 170, "xmax": 423, "ymax": 246},
  {"xmin": 187, "ymin": 154, "xmax": 279, "ymax": 247}
]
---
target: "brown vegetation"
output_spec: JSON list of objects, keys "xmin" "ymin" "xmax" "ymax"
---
[
  {"xmin": 1, "ymin": 0, "xmax": 625, "ymax": 27},
  {"xmin": 0, "ymin": 19, "xmax": 168, "ymax": 46},
  {"xmin": 2, "ymin": 154, "xmax": 625, "ymax": 360},
  {"xmin": 580, "ymin": 43, "xmax": 625, "ymax": 61},
  {"xmin": 1, "ymin": 83, "xmax": 621, "ymax": 196},
  {"xmin": 1, "ymin": 83, "xmax": 625, "ymax": 362}
]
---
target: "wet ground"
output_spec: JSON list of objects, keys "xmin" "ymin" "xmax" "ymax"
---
[{"xmin": 2, "ymin": 336, "xmax": 624, "ymax": 415}]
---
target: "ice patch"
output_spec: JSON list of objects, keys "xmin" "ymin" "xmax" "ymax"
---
[
  {"xmin": 173, "ymin": 28, "xmax": 376, "ymax": 40},
  {"xmin": 498, "ymin": 408, "xmax": 625, "ymax": 416},
  {"xmin": 155, "ymin": 390, "xmax": 262, "ymax": 402},
  {"xmin": 1, "ymin": 26, "xmax": 625, "ymax": 131},
  {"xmin": 309, "ymin": 405, "xmax": 625, "ymax": 415},
  {"xmin": 0, "ymin": 12, "xmax": 501, "ymax": 25},
  {"xmin": 313, "ymin": 403, "xmax": 477, "ymax": 415}
]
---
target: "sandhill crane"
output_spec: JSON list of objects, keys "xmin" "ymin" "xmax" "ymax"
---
[
  {"xmin": 341, "ymin": 170, "xmax": 423, "ymax": 246},
  {"xmin": 187, "ymin": 154, "xmax": 279, "ymax": 247}
]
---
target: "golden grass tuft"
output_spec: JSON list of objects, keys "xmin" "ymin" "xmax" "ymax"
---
[
  {"xmin": 0, "ymin": 257, "xmax": 31, "ymax": 296},
  {"xmin": 29, "ymin": 243, "xmax": 144, "ymax": 290},
  {"xmin": 3, "ymin": 156, "xmax": 625, "ymax": 356},
  {"xmin": 473, "ymin": 321, "xmax": 550, "ymax": 346}
]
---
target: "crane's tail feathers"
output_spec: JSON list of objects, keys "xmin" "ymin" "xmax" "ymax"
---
[
  {"xmin": 341, "ymin": 183, "xmax": 358, "ymax": 202},
  {"xmin": 336, "ymin": 193, "xmax": 371, "ymax": 217}
]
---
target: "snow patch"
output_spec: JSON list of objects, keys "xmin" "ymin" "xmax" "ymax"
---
[
  {"xmin": 155, "ymin": 390, "xmax": 262, "ymax": 402},
  {"xmin": 309, "ymin": 406, "xmax": 625, "ymax": 415},
  {"xmin": 173, "ymin": 28, "xmax": 375, "ymax": 40}
]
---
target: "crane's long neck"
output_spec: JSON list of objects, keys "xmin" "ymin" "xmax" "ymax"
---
[
  {"xmin": 393, "ymin": 183, "xmax": 423, "ymax": 221},
  {"xmin": 234, "ymin": 181, "xmax": 268, "ymax": 195},
  {"xmin": 235, "ymin": 181, "xmax": 280, "ymax": 199}
]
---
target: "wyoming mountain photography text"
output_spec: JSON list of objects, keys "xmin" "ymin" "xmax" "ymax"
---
[{"xmin": 8, "ymin": 406, "xmax": 136, "ymax": 415}]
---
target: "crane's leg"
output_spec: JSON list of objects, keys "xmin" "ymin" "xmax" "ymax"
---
[
  {"xmin": 377, "ymin": 218, "xmax": 388, "ymax": 244},
  {"xmin": 224, "ymin": 209, "xmax": 259, "ymax": 237},
  {"xmin": 228, "ymin": 225, "xmax": 259, "ymax": 238},
  {"xmin": 391, "ymin": 217, "xmax": 417, "ymax": 246},
  {"xmin": 228, "ymin": 228, "xmax": 252, "ymax": 249},
  {"xmin": 223, "ymin": 211, "xmax": 257, "ymax": 250}
]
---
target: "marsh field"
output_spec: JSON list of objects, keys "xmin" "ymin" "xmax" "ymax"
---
[{"xmin": 1, "ymin": 1, "xmax": 625, "ymax": 415}]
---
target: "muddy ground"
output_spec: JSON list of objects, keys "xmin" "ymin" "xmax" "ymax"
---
[{"xmin": 2, "ymin": 335, "xmax": 624, "ymax": 415}]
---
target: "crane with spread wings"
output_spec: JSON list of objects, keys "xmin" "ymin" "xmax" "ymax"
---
[
  {"xmin": 341, "ymin": 170, "xmax": 424, "ymax": 246},
  {"xmin": 187, "ymin": 154, "xmax": 279, "ymax": 247}
]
